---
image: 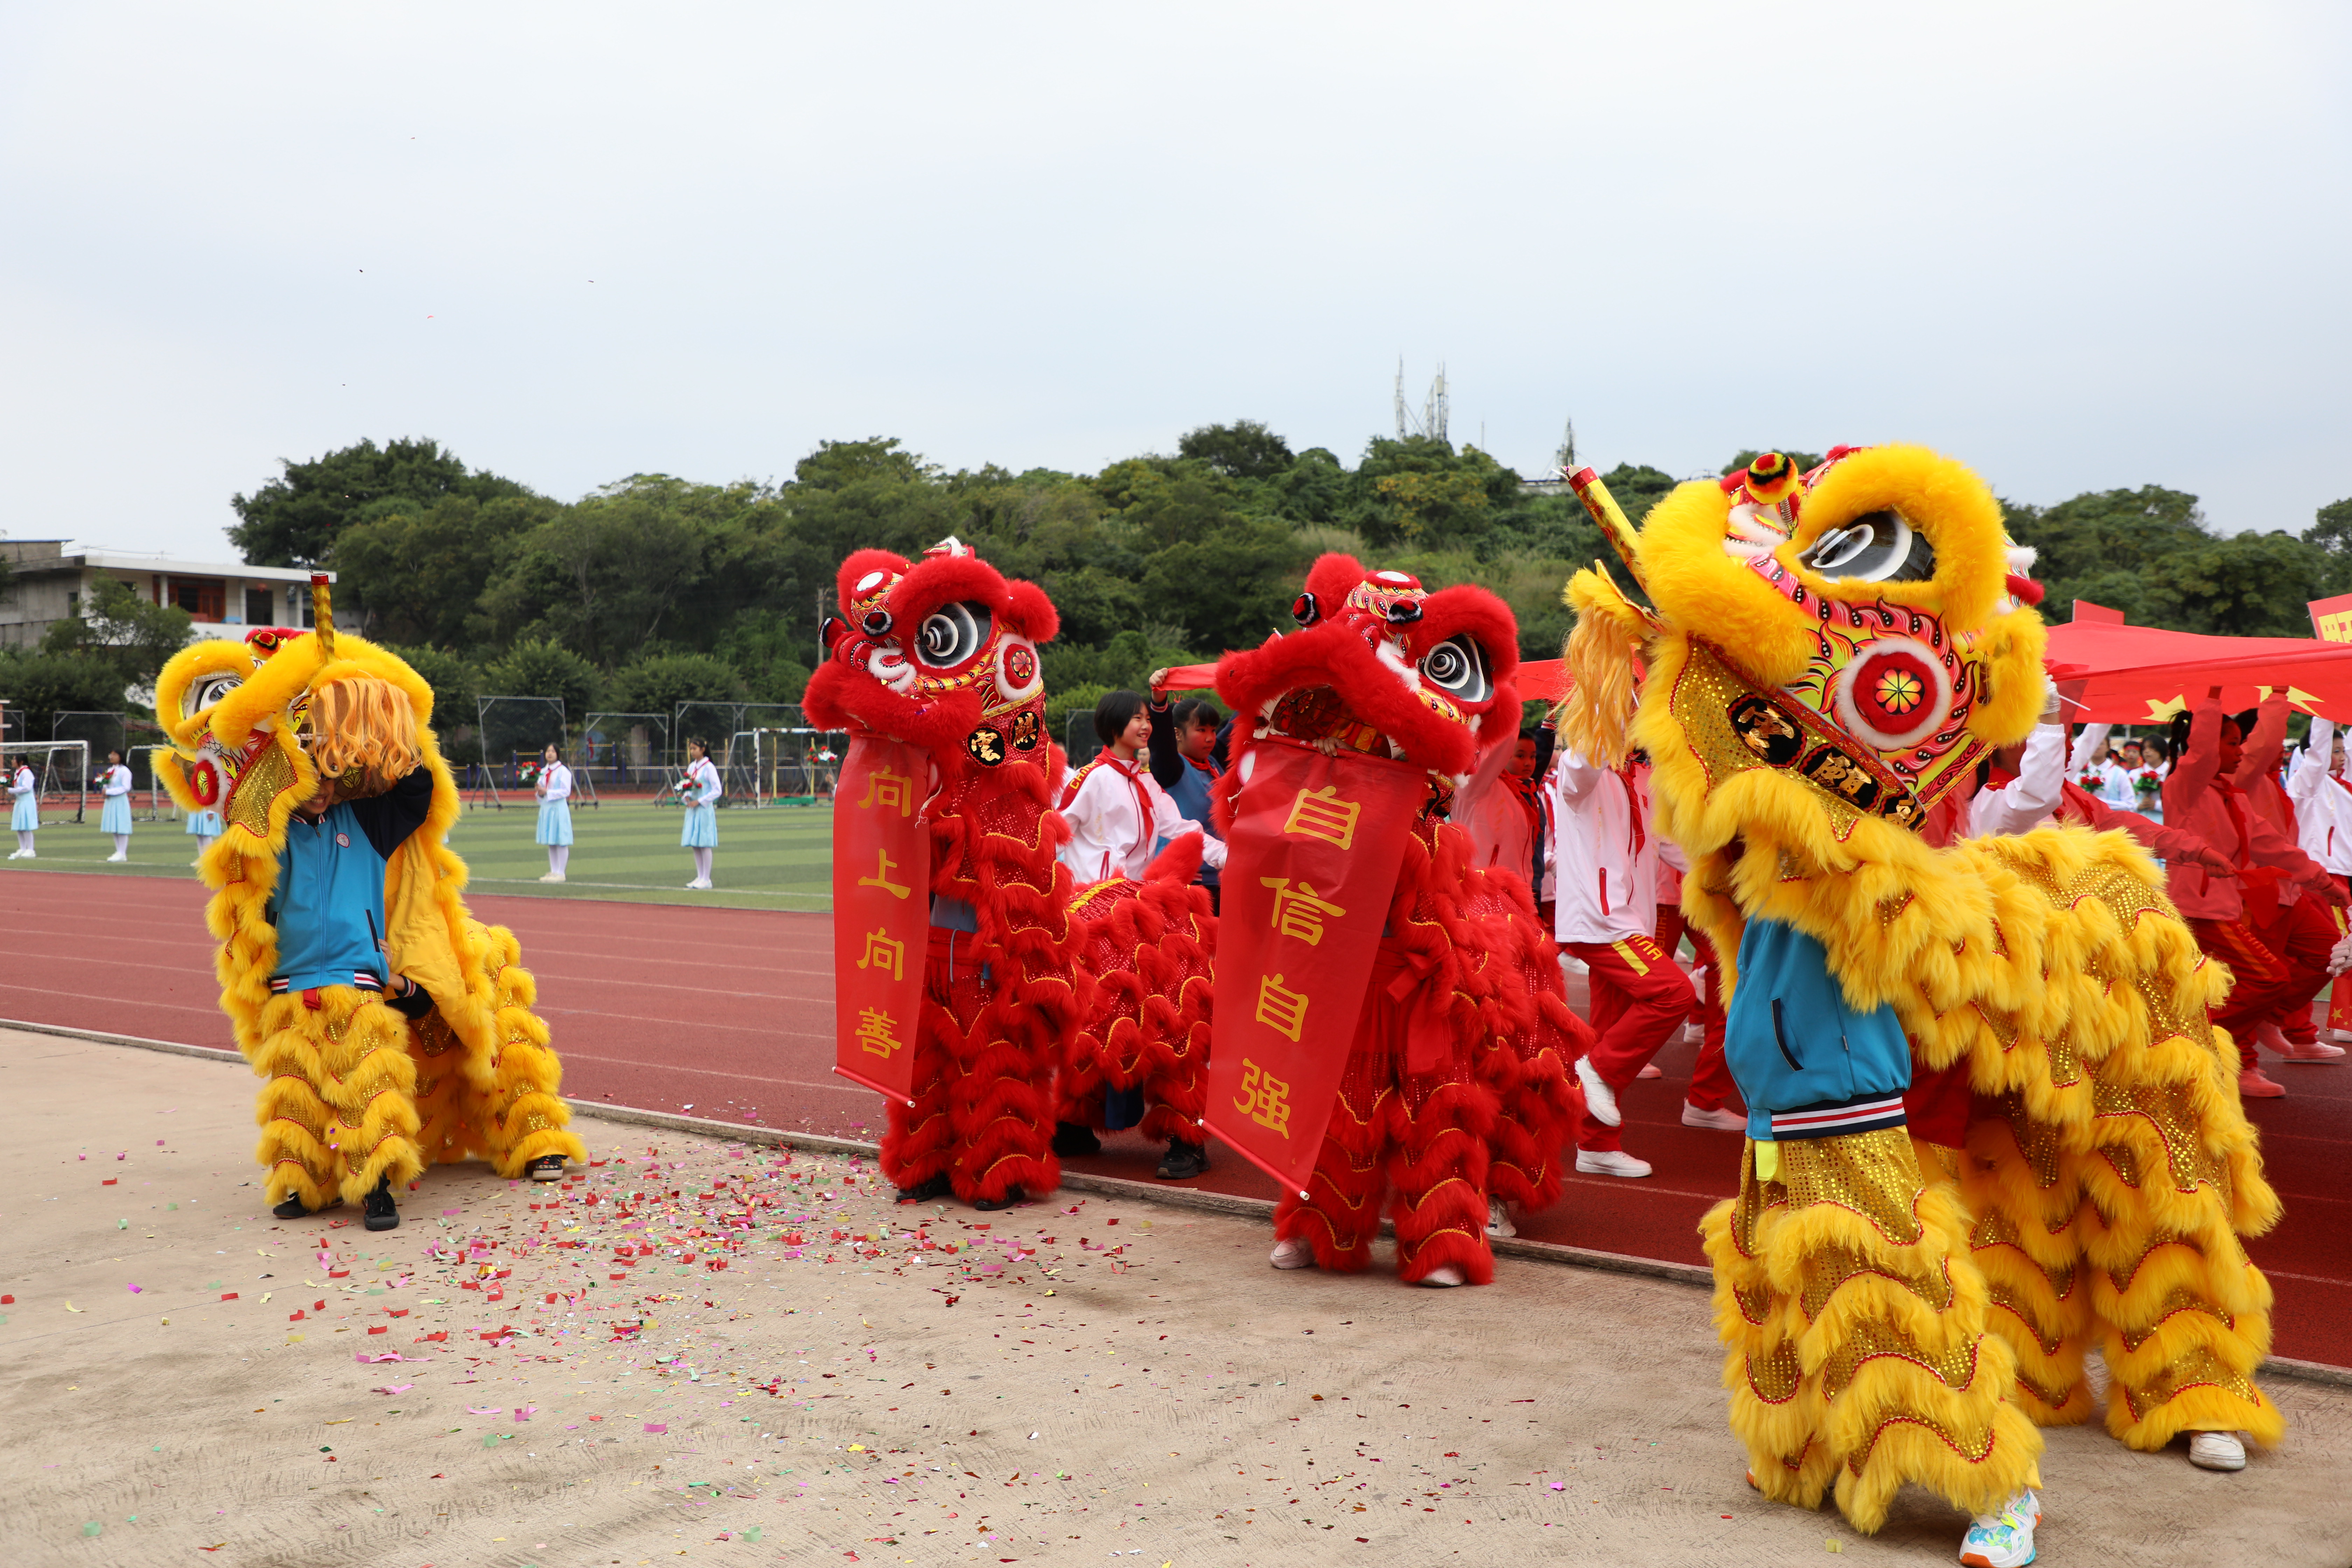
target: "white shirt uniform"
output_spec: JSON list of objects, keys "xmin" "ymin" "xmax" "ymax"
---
[
  {"xmin": 540, "ymin": 762, "xmax": 573, "ymax": 802},
  {"xmin": 1057, "ymin": 755, "xmax": 1225, "ymax": 885},
  {"xmin": 2287, "ymin": 718, "xmax": 2352, "ymax": 876},
  {"xmin": 1964, "ymin": 721, "xmax": 2066, "ymax": 836},
  {"xmin": 1547, "ymin": 752, "xmax": 1659, "ymax": 945}
]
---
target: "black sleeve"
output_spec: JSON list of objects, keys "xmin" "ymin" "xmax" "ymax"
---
[
  {"xmin": 387, "ymin": 976, "xmax": 435, "ymax": 1020},
  {"xmin": 1144, "ymin": 696, "xmax": 1183, "ymax": 790},
  {"xmin": 346, "ymin": 766, "xmax": 436, "ymax": 863}
]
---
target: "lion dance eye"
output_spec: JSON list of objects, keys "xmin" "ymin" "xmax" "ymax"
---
[
  {"xmin": 1419, "ymin": 635, "xmax": 1492, "ymax": 703},
  {"xmin": 1797, "ymin": 509, "xmax": 1937, "ymax": 583},
  {"xmin": 183, "ymin": 671, "xmax": 244, "ymax": 720},
  {"xmin": 915, "ymin": 602, "xmax": 992, "ymax": 669}
]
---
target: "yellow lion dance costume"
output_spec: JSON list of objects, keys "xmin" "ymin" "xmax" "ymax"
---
[
  {"xmin": 154, "ymin": 579, "xmax": 586, "ymax": 1220},
  {"xmin": 1563, "ymin": 447, "xmax": 2282, "ymax": 1552}
]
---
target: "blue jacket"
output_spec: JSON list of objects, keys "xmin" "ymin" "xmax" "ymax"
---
[
  {"xmin": 1146, "ymin": 700, "xmax": 1223, "ymax": 889},
  {"xmin": 267, "ymin": 770, "xmax": 434, "ymax": 995},
  {"xmin": 1724, "ymin": 917, "xmax": 1911, "ymax": 1142}
]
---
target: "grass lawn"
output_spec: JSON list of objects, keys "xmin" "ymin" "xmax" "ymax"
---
[{"xmin": 1, "ymin": 797, "xmax": 837, "ymax": 911}]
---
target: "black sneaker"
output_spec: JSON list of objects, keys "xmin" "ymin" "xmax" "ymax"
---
[
  {"xmin": 363, "ymin": 1175, "xmax": 400, "ymax": 1232},
  {"xmin": 272, "ymin": 1194, "xmax": 340, "ymax": 1220},
  {"xmin": 1156, "ymin": 1139, "xmax": 1210, "ymax": 1181},
  {"xmin": 894, "ymin": 1173, "xmax": 952, "ymax": 1205},
  {"xmin": 1050, "ymin": 1121, "xmax": 1101, "ymax": 1157},
  {"xmin": 972, "ymin": 1184, "xmax": 1026, "ymax": 1212},
  {"xmin": 528, "ymin": 1155, "xmax": 565, "ymax": 1182}
]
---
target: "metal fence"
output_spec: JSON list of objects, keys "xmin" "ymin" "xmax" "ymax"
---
[
  {"xmin": 51, "ymin": 711, "xmax": 127, "ymax": 786},
  {"xmin": 576, "ymin": 712, "xmax": 674, "ymax": 795},
  {"xmin": 2, "ymin": 740, "xmax": 90, "ymax": 822}
]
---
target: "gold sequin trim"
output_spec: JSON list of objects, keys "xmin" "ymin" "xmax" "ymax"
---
[
  {"xmin": 1800, "ymin": 1243, "xmax": 1956, "ymax": 1321},
  {"xmin": 1986, "ymin": 1279, "xmax": 2064, "ymax": 1354},
  {"xmin": 2119, "ymin": 1342, "xmax": 2262, "ymax": 1424},
  {"xmin": 1820, "ymin": 1319, "xmax": 1981, "ymax": 1403},
  {"xmin": 1746, "ymin": 1337, "xmax": 1804, "ymax": 1405},
  {"xmin": 2092, "ymin": 1080, "xmax": 2231, "ymax": 1199},
  {"xmin": 1846, "ymin": 1410, "xmax": 1998, "ymax": 1478},
  {"xmin": 2118, "ymin": 1285, "xmax": 2234, "ymax": 1353},
  {"xmin": 1774, "ymin": 1128, "xmax": 1928, "ymax": 1246}
]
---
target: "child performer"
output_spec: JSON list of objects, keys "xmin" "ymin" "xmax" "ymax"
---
[
  {"xmin": 1144, "ymin": 676, "xmax": 1227, "ymax": 913},
  {"xmin": 2285, "ymin": 715, "xmax": 2352, "ymax": 1056},
  {"xmin": 1057, "ymin": 691, "xmax": 1224, "ymax": 886},
  {"xmin": 677, "ymin": 736, "xmax": 721, "ymax": 889},
  {"xmin": 99, "ymin": 749, "xmax": 134, "ymax": 861},
  {"xmin": 1547, "ymin": 740, "xmax": 1693, "ymax": 1179},
  {"xmin": 8, "ymin": 757, "xmax": 37, "ymax": 858},
  {"xmin": 534, "ymin": 743, "xmax": 574, "ymax": 882}
]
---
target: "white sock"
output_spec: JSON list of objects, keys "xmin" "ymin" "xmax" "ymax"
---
[
  {"xmin": 694, "ymin": 848, "xmax": 712, "ymax": 883},
  {"xmin": 14, "ymin": 832, "xmax": 28, "ymax": 854},
  {"xmin": 548, "ymin": 847, "xmax": 561, "ymax": 874},
  {"xmin": 553, "ymin": 845, "xmax": 569, "ymax": 875},
  {"xmin": 113, "ymin": 834, "xmax": 130, "ymax": 855}
]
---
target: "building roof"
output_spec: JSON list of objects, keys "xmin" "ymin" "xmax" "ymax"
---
[{"xmin": 3, "ymin": 542, "xmax": 331, "ymax": 583}]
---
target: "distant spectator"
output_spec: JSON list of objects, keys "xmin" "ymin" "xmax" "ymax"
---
[
  {"xmin": 100, "ymin": 749, "xmax": 133, "ymax": 862},
  {"xmin": 1145, "ymin": 676, "xmax": 1226, "ymax": 913},
  {"xmin": 535, "ymin": 743, "xmax": 574, "ymax": 883},
  {"xmin": 8, "ymin": 757, "xmax": 37, "ymax": 859},
  {"xmin": 676, "ymin": 737, "xmax": 722, "ymax": 890}
]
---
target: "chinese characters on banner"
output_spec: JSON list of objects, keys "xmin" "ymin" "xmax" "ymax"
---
[
  {"xmin": 1202, "ymin": 736, "xmax": 1428, "ymax": 1195},
  {"xmin": 831, "ymin": 734, "xmax": 932, "ymax": 1105},
  {"xmin": 2311, "ymin": 593, "xmax": 2352, "ymax": 645}
]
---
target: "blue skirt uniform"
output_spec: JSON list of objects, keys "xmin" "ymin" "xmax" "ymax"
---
[
  {"xmin": 100, "ymin": 794, "xmax": 133, "ymax": 835},
  {"xmin": 680, "ymin": 803, "xmax": 717, "ymax": 848},
  {"xmin": 185, "ymin": 810, "xmax": 223, "ymax": 836},
  {"xmin": 536, "ymin": 800, "xmax": 574, "ymax": 846},
  {"xmin": 10, "ymin": 793, "xmax": 36, "ymax": 832}
]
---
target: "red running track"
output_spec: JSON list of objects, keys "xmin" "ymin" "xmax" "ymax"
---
[{"xmin": 4, "ymin": 868, "xmax": 2346, "ymax": 1367}]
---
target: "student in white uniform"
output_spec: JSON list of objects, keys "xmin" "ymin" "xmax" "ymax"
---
[
  {"xmin": 534, "ymin": 744, "xmax": 575, "ymax": 882},
  {"xmin": 1056, "ymin": 691, "xmax": 1225, "ymax": 885},
  {"xmin": 1965, "ymin": 682, "xmax": 2067, "ymax": 836},
  {"xmin": 184, "ymin": 800, "xmax": 223, "ymax": 864},
  {"xmin": 99, "ymin": 749, "xmax": 134, "ymax": 861},
  {"xmin": 2287, "ymin": 716, "xmax": 2352, "ymax": 1055},
  {"xmin": 676, "ymin": 737, "xmax": 721, "ymax": 889},
  {"xmin": 8, "ymin": 760, "xmax": 38, "ymax": 858}
]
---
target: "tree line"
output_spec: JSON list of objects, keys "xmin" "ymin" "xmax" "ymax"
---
[{"xmin": 7, "ymin": 428, "xmax": 2349, "ymax": 758}]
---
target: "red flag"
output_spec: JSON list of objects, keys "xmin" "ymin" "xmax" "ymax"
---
[
  {"xmin": 831, "ymin": 735, "xmax": 931, "ymax": 1105},
  {"xmin": 2043, "ymin": 617, "xmax": 2352, "ymax": 723},
  {"xmin": 2311, "ymin": 593, "xmax": 2352, "ymax": 645},
  {"xmin": 1203, "ymin": 737, "xmax": 1429, "ymax": 1196}
]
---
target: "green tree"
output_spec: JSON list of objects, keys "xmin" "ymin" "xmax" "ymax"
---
[
  {"xmin": 41, "ymin": 576, "xmax": 194, "ymax": 690},
  {"xmin": 229, "ymin": 437, "xmax": 533, "ymax": 567},
  {"xmin": 713, "ymin": 609, "xmax": 814, "ymax": 704},
  {"xmin": 0, "ymin": 649, "xmax": 135, "ymax": 741},
  {"xmin": 1141, "ymin": 520, "xmax": 1304, "ymax": 653},
  {"xmin": 2306, "ymin": 495, "xmax": 2352, "ymax": 594},
  {"xmin": 2147, "ymin": 530, "xmax": 2330, "ymax": 638},
  {"xmin": 481, "ymin": 478, "xmax": 716, "ymax": 663},
  {"xmin": 1177, "ymin": 420, "xmax": 1294, "ymax": 482},
  {"xmin": 604, "ymin": 652, "xmax": 748, "ymax": 717},
  {"xmin": 2005, "ymin": 486, "xmax": 2212, "ymax": 624},
  {"xmin": 794, "ymin": 437, "xmax": 933, "ymax": 490},
  {"xmin": 479, "ymin": 638, "xmax": 600, "ymax": 718},
  {"xmin": 1265, "ymin": 447, "xmax": 1349, "ymax": 525},
  {"xmin": 329, "ymin": 492, "xmax": 556, "ymax": 648},
  {"xmin": 1590, "ymin": 462, "xmax": 1681, "ymax": 529}
]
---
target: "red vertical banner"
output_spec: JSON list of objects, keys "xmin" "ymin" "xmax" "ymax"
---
[
  {"xmin": 1203, "ymin": 737, "xmax": 1429, "ymax": 1195},
  {"xmin": 831, "ymin": 735, "xmax": 932, "ymax": 1106}
]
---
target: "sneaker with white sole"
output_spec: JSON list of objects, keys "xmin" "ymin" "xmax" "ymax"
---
[
  {"xmin": 1269, "ymin": 1236, "xmax": 1317, "ymax": 1270},
  {"xmin": 1419, "ymin": 1265, "xmax": 1466, "ymax": 1288},
  {"xmin": 1636, "ymin": 1063, "xmax": 1663, "ymax": 1079},
  {"xmin": 2188, "ymin": 1430, "xmax": 2247, "ymax": 1471},
  {"xmin": 1575, "ymin": 1057, "xmax": 1621, "ymax": 1127},
  {"xmin": 1682, "ymin": 1101, "xmax": 1745, "ymax": 1131},
  {"xmin": 2280, "ymin": 1038, "xmax": 2346, "ymax": 1062},
  {"xmin": 1575, "ymin": 1148, "xmax": 1652, "ymax": 1179},
  {"xmin": 1959, "ymin": 1488, "xmax": 2040, "ymax": 1567},
  {"xmin": 1485, "ymin": 1197, "xmax": 1516, "ymax": 1239},
  {"xmin": 2239, "ymin": 1067, "xmax": 2287, "ymax": 1098}
]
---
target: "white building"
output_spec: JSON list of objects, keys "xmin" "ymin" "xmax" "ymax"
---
[{"xmin": 0, "ymin": 540, "xmax": 332, "ymax": 650}]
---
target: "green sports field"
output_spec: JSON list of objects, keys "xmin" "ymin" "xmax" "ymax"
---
[{"xmin": 2, "ymin": 798, "xmax": 838, "ymax": 911}]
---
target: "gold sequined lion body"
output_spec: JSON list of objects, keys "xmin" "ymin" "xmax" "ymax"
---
[
  {"xmin": 1562, "ymin": 445, "xmax": 2282, "ymax": 1533},
  {"xmin": 153, "ymin": 591, "xmax": 586, "ymax": 1210}
]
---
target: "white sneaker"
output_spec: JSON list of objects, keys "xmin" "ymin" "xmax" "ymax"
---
[
  {"xmin": 1576, "ymin": 1057, "xmax": 1621, "ymax": 1127},
  {"xmin": 1419, "ymin": 1265, "xmax": 1466, "ymax": 1288},
  {"xmin": 1575, "ymin": 1149, "xmax": 1652, "ymax": 1179},
  {"xmin": 685, "ymin": 879, "xmax": 712, "ymax": 890},
  {"xmin": 1485, "ymin": 1197, "xmax": 1516, "ymax": 1239},
  {"xmin": 106, "ymin": 853, "xmax": 127, "ymax": 863},
  {"xmin": 5, "ymin": 850, "xmax": 19, "ymax": 860},
  {"xmin": 1682, "ymin": 1101, "xmax": 1745, "ymax": 1131},
  {"xmin": 539, "ymin": 872, "xmax": 566, "ymax": 883},
  {"xmin": 19, "ymin": 849, "xmax": 31, "ymax": 859},
  {"xmin": 1636, "ymin": 1063, "xmax": 1663, "ymax": 1079},
  {"xmin": 2280, "ymin": 1038, "xmax": 2345, "ymax": 1062},
  {"xmin": 1682, "ymin": 1021, "xmax": 1703, "ymax": 1044},
  {"xmin": 1269, "ymin": 1237, "xmax": 1316, "ymax": 1270},
  {"xmin": 2188, "ymin": 1430, "xmax": 2247, "ymax": 1471},
  {"xmin": 1959, "ymin": 1488, "xmax": 2040, "ymax": 1567}
]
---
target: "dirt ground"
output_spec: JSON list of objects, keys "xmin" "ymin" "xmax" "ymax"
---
[{"xmin": 3, "ymin": 1026, "xmax": 2347, "ymax": 1568}]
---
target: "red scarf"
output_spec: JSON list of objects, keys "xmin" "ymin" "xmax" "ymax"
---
[{"xmin": 1060, "ymin": 755, "xmax": 1156, "ymax": 867}]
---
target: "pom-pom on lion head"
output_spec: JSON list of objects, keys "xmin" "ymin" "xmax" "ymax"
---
[
  {"xmin": 801, "ymin": 538, "xmax": 1057, "ymax": 770},
  {"xmin": 1214, "ymin": 555, "xmax": 1520, "ymax": 809},
  {"xmin": 1570, "ymin": 443, "xmax": 2045, "ymax": 848}
]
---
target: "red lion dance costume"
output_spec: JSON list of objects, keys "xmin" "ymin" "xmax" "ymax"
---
[
  {"xmin": 1208, "ymin": 558, "xmax": 1586, "ymax": 1287},
  {"xmin": 1564, "ymin": 446, "xmax": 2284, "ymax": 1561},
  {"xmin": 806, "ymin": 539, "xmax": 1213, "ymax": 1208}
]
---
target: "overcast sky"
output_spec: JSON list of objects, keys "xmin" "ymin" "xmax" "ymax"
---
[{"xmin": 3, "ymin": 2, "xmax": 2347, "ymax": 562}]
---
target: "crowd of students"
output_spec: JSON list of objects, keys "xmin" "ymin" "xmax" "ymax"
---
[{"xmin": 1036, "ymin": 680, "xmax": 2346, "ymax": 1201}]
